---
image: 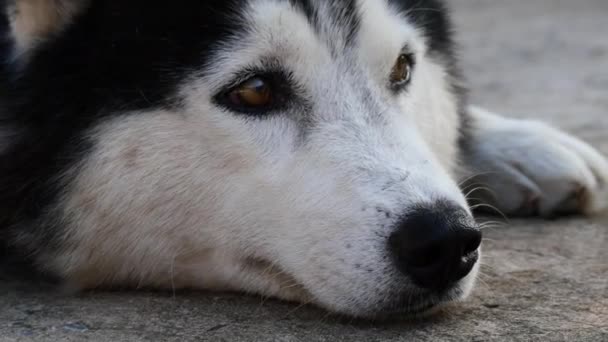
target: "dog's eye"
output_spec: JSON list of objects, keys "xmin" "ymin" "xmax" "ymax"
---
[
  {"xmin": 390, "ymin": 54, "xmax": 414, "ymax": 89},
  {"xmin": 226, "ymin": 77, "xmax": 273, "ymax": 110}
]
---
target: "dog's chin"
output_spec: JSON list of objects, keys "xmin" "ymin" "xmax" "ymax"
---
[
  {"xmin": 325, "ymin": 285, "xmax": 468, "ymax": 320},
  {"xmin": 244, "ymin": 256, "xmax": 479, "ymax": 320},
  {"xmin": 375, "ymin": 285, "xmax": 470, "ymax": 320},
  {"xmin": 311, "ymin": 262, "xmax": 480, "ymax": 319},
  {"xmin": 270, "ymin": 278, "xmax": 476, "ymax": 320}
]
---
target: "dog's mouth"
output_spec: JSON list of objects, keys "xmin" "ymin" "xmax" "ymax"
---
[
  {"xmin": 379, "ymin": 303, "xmax": 439, "ymax": 319},
  {"xmin": 243, "ymin": 257, "xmax": 313, "ymax": 303},
  {"xmin": 360, "ymin": 280, "xmax": 466, "ymax": 319},
  {"xmin": 245, "ymin": 256, "xmax": 467, "ymax": 319},
  {"xmin": 377, "ymin": 288, "xmax": 464, "ymax": 319}
]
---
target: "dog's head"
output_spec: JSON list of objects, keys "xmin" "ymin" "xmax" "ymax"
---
[{"xmin": 1, "ymin": 0, "xmax": 480, "ymax": 317}]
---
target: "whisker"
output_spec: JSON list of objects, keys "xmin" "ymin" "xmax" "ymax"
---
[
  {"xmin": 458, "ymin": 171, "xmax": 500, "ymax": 187},
  {"xmin": 479, "ymin": 220, "xmax": 506, "ymax": 226},
  {"xmin": 259, "ymin": 294, "xmax": 271, "ymax": 307},
  {"xmin": 478, "ymin": 220, "xmax": 507, "ymax": 231},
  {"xmin": 458, "ymin": 175, "xmax": 484, "ymax": 188},
  {"xmin": 460, "ymin": 182, "xmax": 488, "ymax": 193},
  {"xmin": 479, "ymin": 222, "xmax": 502, "ymax": 229},
  {"xmin": 319, "ymin": 311, "xmax": 333, "ymax": 324},
  {"xmin": 284, "ymin": 300, "xmax": 313, "ymax": 318},
  {"xmin": 479, "ymin": 262, "xmax": 498, "ymax": 273},
  {"xmin": 474, "ymin": 276, "xmax": 491, "ymax": 291},
  {"xmin": 279, "ymin": 282, "xmax": 303, "ymax": 290},
  {"xmin": 470, "ymin": 203, "xmax": 510, "ymax": 222},
  {"xmin": 464, "ymin": 186, "xmax": 495, "ymax": 200},
  {"xmin": 479, "ymin": 223, "xmax": 500, "ymax": 230}
]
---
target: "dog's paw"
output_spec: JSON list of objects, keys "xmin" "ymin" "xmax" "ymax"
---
[{"xmin": 464, "ymin": 107, "xmax": 608, "ymax": 217}]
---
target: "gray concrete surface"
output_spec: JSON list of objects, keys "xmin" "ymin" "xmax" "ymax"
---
[{"xmin": 2, "ymin": 1, "xmax": 607, "ymax": 341}]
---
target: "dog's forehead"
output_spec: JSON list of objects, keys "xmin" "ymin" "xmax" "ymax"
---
[
  {"xmin": 239, "ymin": 0, "xmax": 452, "ymax": 56},
  {"xmin": 2, "ymin": 0, "xmax": 455, "ymax": 144},
  {"xmin": 192, "ymin": 0, "xmax": 454, "ymax": 91}
]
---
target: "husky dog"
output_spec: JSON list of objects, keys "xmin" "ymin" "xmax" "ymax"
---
[{"xmin": 1, "ymin": 0, "xmax": 607, "ymax": 318}]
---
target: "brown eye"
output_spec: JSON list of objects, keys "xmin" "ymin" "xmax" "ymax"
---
[
  {"xmin": 228, "ymin": 77, "xmax": 273, "ymax": 108},
  {"xmin": 390, "ymin": 54, "xmax": 413, "ymax": 88}
]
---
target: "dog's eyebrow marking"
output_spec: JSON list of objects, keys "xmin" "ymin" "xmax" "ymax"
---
[
  {"xmin": 288, "ymin": 0, "xmax": 361, "ymax": 55},
  {"xmin": 325, "ymin": 0, "xmax": 361, "ymax": 48},
  {"xmin": 289, "ymin": 0, "xmax": 316, "ymax": 26},
  {"xmin": 387, "ymin": 0, "xmax": 454, "ymax": 56}
]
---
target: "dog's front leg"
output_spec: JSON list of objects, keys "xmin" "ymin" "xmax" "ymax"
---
[{"xmin": 461, "ymin": 106, "xmax": 608, "ymax": 217}]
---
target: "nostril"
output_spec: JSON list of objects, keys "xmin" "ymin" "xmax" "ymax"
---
[{"xmin": 462, "ymin": 229, "xmax": 483, "ymax": 257}]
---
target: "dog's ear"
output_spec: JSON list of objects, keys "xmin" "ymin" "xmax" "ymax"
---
[{"xmin": 2, "ymin": 0, "xmax": 87, "ymax": 58}]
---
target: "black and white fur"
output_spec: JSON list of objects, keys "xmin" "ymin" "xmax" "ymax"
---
[{"xmin": 1, "ymin": 0, "xmax": 606, "ymax": 318}]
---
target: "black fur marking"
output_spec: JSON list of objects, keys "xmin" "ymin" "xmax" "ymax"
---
[
  {"xmin": 0, "ymin": 0, "xmax": 247, "ymax": 258},
  {"xmin": 0, "ymin": 0, "xmax": 12, "ymax": 79},
  {"xmin": 289, "ymin": 0, "xmax": 316, "ymax": 27},
  {"xmin": 325, "ymin": 0, "xmax": 361, "ymax": 48},
  {"xmin": 388, "ymin": 0, "xmax": 454, "ymax": 58},
  {"xmin": 290, "ymin": 0, "xmax": 361, "ymax": 52},
  {"xmin": 389, "ymin": 0, "xmax": 469, "ymax": 152}
]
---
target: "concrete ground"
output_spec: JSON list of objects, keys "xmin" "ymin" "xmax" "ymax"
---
[{"xmin": 2, "ymin": 1, "xmax": 607, "ymax": 341}]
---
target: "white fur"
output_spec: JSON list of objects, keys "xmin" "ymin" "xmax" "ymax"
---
[
  {"xmin": 49, "ymin": 0, "xmax": 471, "ymax": 317},
  {"xmin": 465, "ymin": 106, "xmax": 608, "ymax": 216}
]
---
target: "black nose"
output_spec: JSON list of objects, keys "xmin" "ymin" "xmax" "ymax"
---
[{"xmin": 389, "ymin": 202, "xmax": 482, "ymax": 291}]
